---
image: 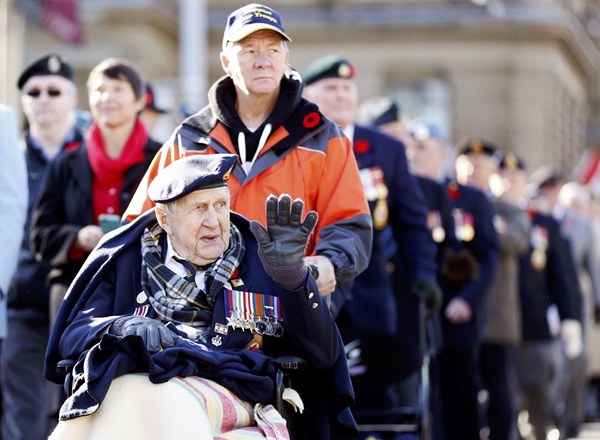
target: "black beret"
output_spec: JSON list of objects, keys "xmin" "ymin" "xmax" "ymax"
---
[
  {"xmin": 456, "ymin": 136, "xmax": 497, "ymax": 156},
  {"xmin": 148, "ymin": 154, "xmax": 238, "ymax": 203},
  {"xmin": 496, "ymin": 151, "xmax": 526, "ymax": 170},
  {"xmin": 302, "ymin": 55, "xmax": 355, "ymax": 86},
  {"xmin": 144, "ymin": 84, "xmax": 168, "ymax": 114},
  {"xmin": 17, "ymin": 53, "xmax": 74, "ymax": 90},
  {"xmin": 357, "ymin": 97, "xmax": 402, "ymax": 127}
]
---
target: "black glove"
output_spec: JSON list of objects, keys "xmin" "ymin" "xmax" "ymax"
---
[
  {"xmin": 249, "ymin": 194, "xmax": 318, "ymax": 290},
  {"xmin": 411, "ymin": 280, "xmax": 443, "ymax": 316},
  {"xmin": 110, "ymin": 315, "xmax": 175, "ymax": 353},
  {"xmin": 442, "ymin": 248, "xmax": 480, "ymax": 285}
]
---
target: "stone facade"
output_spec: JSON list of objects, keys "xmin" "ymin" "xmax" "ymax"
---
[{"xmin": 5, "ymin": 0, "xmax": 600, "ymax": 173}]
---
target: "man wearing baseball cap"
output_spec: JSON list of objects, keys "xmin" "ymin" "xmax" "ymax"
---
[
  {"xmin": 124, "ymin": 4, "xmax": 372, "ymax": 324},
  {"xmin": 0, "ymin": 53, "xmax": 83, "ymax": 440}
]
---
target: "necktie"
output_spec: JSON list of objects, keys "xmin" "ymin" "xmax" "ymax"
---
[{"xmin": 173, "ymin": 257, "xmax": 199, "ymax": 287}]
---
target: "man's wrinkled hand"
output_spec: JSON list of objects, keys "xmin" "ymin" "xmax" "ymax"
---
[{"xmin": 305, "ymin": 255, "xmax": 336, "ymax": 296}]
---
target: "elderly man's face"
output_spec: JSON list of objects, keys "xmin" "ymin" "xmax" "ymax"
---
[
  {"xmin": 20, "ymin": 75, "xmax": 77, "ymax": 129},
  {"xmin": 304, "ymin": 77, "xmax": 357, "ymax": 131},
  {"xmin": 159, "ymin": 187, "xmax": 231, "ymax": 266},
  {"xmin": 220, "ymin": 30, "xmax": 289, "ymax": 98},
  {"xmin": 406, "ymin": 137, "xmax": 447, "ymax": 180}
]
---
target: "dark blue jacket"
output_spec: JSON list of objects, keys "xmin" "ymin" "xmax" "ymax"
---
[
  {"xmin": 519, "ymin": 211, "xmax": 577, "ymax": 341},
  {"xmin": 343, "ymin": 125, "xmax": 437, "ymax": 335},
  {"xmin": 45, "ymin": 209, "xmax": 357, "ymax": 439},
  {"xmin": 441, "ymin": 182, "xmax": 499, "ymax": 347}
]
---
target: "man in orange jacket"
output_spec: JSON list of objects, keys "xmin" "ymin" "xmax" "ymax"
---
[{"xmin": 123, "ymin": 4, "xmax": 372, "ymax": 307}]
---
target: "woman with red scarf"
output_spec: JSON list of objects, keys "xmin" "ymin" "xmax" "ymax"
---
[{"xmin": 31, "ymin": 58, "xmax": 161, "ymax": 326}]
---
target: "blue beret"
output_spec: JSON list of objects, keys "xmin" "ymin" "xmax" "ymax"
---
[
  {"xmin": 302, "ymin": 55, "xmax": 355, "ymax": 86},
  {"xmin": 456, "ymin": 136, "xmax": 497, "ymax": 156},
  {"xmin": 223, "ymin": 3, "xmax": 291, "ymax": 51},
  {"xmin": 408, "ymin": 118, "xmax": 447, "ymax": 142},
  {"xmin": 148, "ymin": 154, "xmax": 238, "ymax": 203},
  {"xmin": 18, "ymin": 53, "xmax": 74, "ymax": 90}
]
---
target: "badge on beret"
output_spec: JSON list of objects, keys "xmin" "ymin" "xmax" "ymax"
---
[
  {"xmin": 47, "ymin": 55, "xmax": 61, "ymax": 74},
  {"xmin": 504, "ymin": 153, "xmax": 518, "ymax": 169},
  {"xmin": 223, "ymin": 164, "xmax": 234, "ymax": 181},
  {"xmin": 469, "ymin": 139, "xmax": 483, "ymax": 154},
  {"xmin": 338, "ymin": 63, "xmax": 352, "ymax": 79}
]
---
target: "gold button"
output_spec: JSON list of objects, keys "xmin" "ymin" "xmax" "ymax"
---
[
  {"xmin": 136, "ymin": 292, "xmax": 147, "ymax": 304},
  {"xmin": 308, "ymin": 292, "xmax": 314, "ymax": 299},
  {"xmin": 311, "ymin": 302, "xmax": 319, "ymax": 309}
]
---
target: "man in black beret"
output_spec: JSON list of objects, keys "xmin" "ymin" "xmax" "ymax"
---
[
  {"xmin": 44, "ymin": 154, "xmax": 356, "ymax": 439},
  {"xmin": 1, "ymin": 53, "xmax": 84, "ymax": 440}
]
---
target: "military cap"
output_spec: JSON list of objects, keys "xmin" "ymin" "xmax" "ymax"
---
[
  {"xmin": 223, "ymin": 3, "xmax": 291, "ymax": 51},
  {"xmin": 528, "ymin": 164, "xmax": 564, "ymax": 190},
  {"xmin": 144, "ymin": 84, "xmax": 168, "ymax": 114},
  {"xmin": 17, "ymin": 53, "xmax": 74, "ymax": 90},
  {"xmin": 456, "ymin": 136, "xmax": 497, "ymax": 156},
  {"xmin": 408, "ymin": 118, "xmax": 447, "ymax": 142},
  {"xmin": 148, "ymin": 154, "xmax": 238, "ymax": 204},
  {"xmin": 496, "ymin": 151, "xmax": 526, "ymax": 170},
  {"xmin": 357, "ymin": 96, "xmax": 402, "ymax": 127},
  {"xmin": 302, "ymin": 55, "xmax": 355, "ymax": 86}
]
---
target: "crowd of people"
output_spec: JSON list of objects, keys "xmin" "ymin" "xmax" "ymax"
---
[{"xmin": 1, "ymin": 2, "xmax": 600, "ymax": 440}]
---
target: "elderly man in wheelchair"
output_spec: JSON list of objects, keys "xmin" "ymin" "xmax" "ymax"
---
[{"xmin": 44, "ymin": 154, "xmax": 356, "ymax": 439}]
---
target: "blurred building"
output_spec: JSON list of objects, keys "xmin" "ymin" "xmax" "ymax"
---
[{"xmin": 4, "ymin": 0, "xmax": 600, "ymax": 173}]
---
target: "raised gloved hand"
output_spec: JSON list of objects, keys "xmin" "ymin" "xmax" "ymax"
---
[
  {"xmin": 411, "ymin": 279, "xmax": 443, "ymax": 316},
  {"xmin": 561, "ymin": 319, "xmax": 583, "ymax": 359},
  {"xmin": 110, "ymin": 315, "xmax": 175, "ymax": 353},
  {"xmin": 250, "ymin": 194, "xmax": 318, "ymax": 290}
]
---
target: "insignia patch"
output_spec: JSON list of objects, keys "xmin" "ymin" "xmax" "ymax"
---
[
  {"xmin": 214, "ymin": 322, "xmax": 228, "ymax": 335},
  {"xmin": 211, "ymin": 335, "xmax": 223, "ymax": 347}
]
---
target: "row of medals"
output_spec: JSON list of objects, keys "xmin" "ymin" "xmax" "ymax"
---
[{"xmin": 227, "ymin": 315, "xmax": 284, "ymax": 337}]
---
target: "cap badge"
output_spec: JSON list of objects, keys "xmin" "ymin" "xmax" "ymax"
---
[
  {"xmin": 504, "ymin": 153, "xmax": 518, "ymax": 169},
  {"xmin": 47, "ymin": 55, "xmax": 61, "ymax": 74},
  {"xmin": 338, "ymin": 63, "xmax": 352, "ymax": 78},
  {"xmin": 469, "ymin": 139, "xmax": 483, "ymax": 153},
  {"xmin": 223, "ymin": 165, "xmax": 234, "ymax": 181}
]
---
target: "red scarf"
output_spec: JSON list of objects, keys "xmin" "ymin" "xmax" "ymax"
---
[{"xmin": 87, "ymin": 120, "xmax": 148, "ymax": 223}]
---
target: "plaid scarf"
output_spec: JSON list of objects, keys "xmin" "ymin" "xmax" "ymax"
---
[{"xmin": 140, "ymin": 221, "xmax": 245, "ymax": 328}]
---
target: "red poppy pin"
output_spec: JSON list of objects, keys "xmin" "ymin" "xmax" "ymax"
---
[
  {"xmin": 447, "ymin": 181, "xmax": 460, "ymax": 200},
  {"xmin": 303, "ymin": 112, "xmax": 321, "ymax": 129},
  {"xmin": 354, "ymin": 139, "xmax": 370, "ymax": 154},
  {"xmin": 64, "ymin": 141, "xmax": 80, "ymax": 152}
]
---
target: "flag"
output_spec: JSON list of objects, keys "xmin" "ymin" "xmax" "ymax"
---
[{"xmin": 16, "ymin": 0, "xmax": 82, "ymax": 44}]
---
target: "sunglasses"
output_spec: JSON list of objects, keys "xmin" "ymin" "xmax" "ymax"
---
[{"xmin": 24, "ymin": 89, "xmax": 63, "ymax": 98}]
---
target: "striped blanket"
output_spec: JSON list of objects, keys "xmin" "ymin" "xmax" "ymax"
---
[{"xmin": 50, "ymin": 374, "xmax": 290, "ymax": 440}]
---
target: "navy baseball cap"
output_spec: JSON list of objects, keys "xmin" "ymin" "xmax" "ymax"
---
[
  {"xmin": 18, "ymin": 53, "xmax": 74, "ymax": 90},
  {"xmin": 222, "ymin": 3, "xmax": 291, "ymax": 51},
  {"xmin": 148, "ymin": 155, "xmax": 238, "ymax": 203}
]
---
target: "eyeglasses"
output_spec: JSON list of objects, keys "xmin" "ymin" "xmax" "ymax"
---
[{"xmin": 24, "ymin": 89, "xmax": 63, "ymax": 98}]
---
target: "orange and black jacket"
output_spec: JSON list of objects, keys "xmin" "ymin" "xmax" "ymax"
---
[{"xmin": 124, "ymin": 75, "xmax": 372, "ymax": 286}]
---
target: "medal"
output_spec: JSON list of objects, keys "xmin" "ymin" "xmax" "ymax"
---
[
  {"xmin": 531, "ymin": 248, "xmax": 547, "ymax": 270},
  {"xmin": 373, "ymin": 199, "xmax": 389, "ymax": 230},
  {"xmin": 224, "ymin": 289, "xmax": 284, "ymax": 337},
  {"xmin": 428, "ymin": 211, "xmax": 445, "ymax": 243}
]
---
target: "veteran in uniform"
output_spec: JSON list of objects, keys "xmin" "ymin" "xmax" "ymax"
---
[
  {"xmin": 44, "ymin": 154, "xmax": 356, "ymax": 440},
  {"xmin": 457, "ymin": 143, "xmax": 531, "ymax": 440},
  {"xmin": 406, "ymin": 124, "xmax": 500, "ymax": 440},
  {"xmin": 302, "ymin": 57, "xmax": 441, "ymax": 416}
]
